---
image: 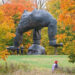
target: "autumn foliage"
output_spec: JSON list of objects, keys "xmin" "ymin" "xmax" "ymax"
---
[
  {"xmin": 0, "ymin": 9, "xmax": 14, "ymax": 60},
  {"xmin": 46, "ymin": 0, "xmax": 75, "ymax": 62},
  {"xmin": 0, "ymin": 50, "xmax": 10, "ymax": 61},
  {"xmin": 46, "ymin": 0, "xmax": 75, "ymax": 54},
  {"xmin": 0, "ymin": 0, "xmax": 75, "ymax": 62},
  {"xmin": 58, "ymin": 0, "xmax": 75, "ymax": 55},
  {"xmin": 0, "ymin": 0, "xmax": 34, "ymax": 60},
  {"xmin": 59, "ymin": 0, "xmax": 75, "ymax": 63},
  {"xmin": 59, "ymin": 0, "xmax": 75, "ymax": 31}
]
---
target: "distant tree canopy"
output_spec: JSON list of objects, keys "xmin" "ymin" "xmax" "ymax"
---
[{"xmin": 0, "ymin": 0, "xmax": 34, "ymax": 60}]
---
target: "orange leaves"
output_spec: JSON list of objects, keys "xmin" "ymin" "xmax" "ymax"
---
[
  {"xmin": 0, "ymin": 0, "xmax": 34, "ymax": 56},
  {"xmin": 59, "ymin": 13, "xmax": 64, "ymax": 21},
  {"xmin": 0, "ymin": 50, "xmax": 10, "ymax": 61},
  {"xmin": 25, "ymin": 31, "xmax": 32, "ymax": 36},
  {"xmin": 72, "ymin": 26, "xmax": 75, "ymax": 31},
  {"xmin": 60, "ymin": 0, "xmax": 75, "ymax": 10},
  {"xmin": 11, "ymin": 0, "xmax": 34, "ymax": 11},
  {"xmin": 59, "ymin": 0, "xmax": 75, "ymax": 29},
  {"xmin": 1, "ymin": 0, "xmax": 34, "ymax": 20},
  {"xmin": 56, "ymin": 34, "xmax": 66, "ymax": 39},
  {"xmin": 45, "ymin": 0, "xmax": 75, "ymax": 55},
  {"xmin": 0, "ymin": 9, "xmax": 15, "ymax": 56},
  {"xmin": 56, "ymin": 33, "xmax": 67, "ymax": 43},
  {"xmin": 1, "ymin": 3, "xmax": 25, "ymax": 17}
]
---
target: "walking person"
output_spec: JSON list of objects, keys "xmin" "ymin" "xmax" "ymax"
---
[{"xmin": 52, "ymin": 61, "xmax": 58, "ymax": 73}]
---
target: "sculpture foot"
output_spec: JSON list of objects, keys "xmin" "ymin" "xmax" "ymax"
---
[
  {"xmin": 28, "ymin": 44, "xmax": 45, "ymax": 55},
  {"xmin": 50, "ymin": 43, "xmax": 63, "ymax": 47},
  {"xmin": 7, "ymin": 46, "xmax": 19, "ymax": 51}
]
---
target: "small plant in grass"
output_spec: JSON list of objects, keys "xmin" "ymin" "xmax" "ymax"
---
[{"xmin": 69, "ymin": 53, "xmax": 75, "ymax": 63}]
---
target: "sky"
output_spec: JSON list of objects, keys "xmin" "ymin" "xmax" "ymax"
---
[{"xmin": 0, "ymin": 0, "xmax": 2, "ymax": 4}]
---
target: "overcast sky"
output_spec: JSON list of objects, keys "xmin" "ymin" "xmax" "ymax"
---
[{"xmin": 0, "ymin": 0, "xmax": 2, "ymax": 4}]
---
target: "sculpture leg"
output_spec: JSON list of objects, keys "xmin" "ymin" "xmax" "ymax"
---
[
  {"xmin": 21, "ymin": 47, "xmax": 24, "ymax": 55},
  {"xmin": 28, "ymin": 28, "xmax": 45, "ymax": 55},
  {"xmin": 7, "ymin": 30, "xmax": 23, "ymax": 51},
  {"xmin": 14, "ymin": 31, "xmax": 23, "ymax": 47},
  {"xmin": 33, "ymin": 28, "xmax": 41, "ymax": 45},
  {"xmin": 17, "ymin": 48, "xmax": 19, "ymax": 54},
  {"xmin": 48, "ymin": 19, "xmax": 57, "ymax": 46}
]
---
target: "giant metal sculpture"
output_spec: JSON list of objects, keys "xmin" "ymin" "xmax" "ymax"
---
[{"xmin": 7, "ymin": 9, "xmax": 63, "ymax": 54}]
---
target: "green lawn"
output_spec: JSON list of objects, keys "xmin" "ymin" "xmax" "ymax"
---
[{"xmin": 0, "ymin": 55, "xmax": 75, "ymax": 69}]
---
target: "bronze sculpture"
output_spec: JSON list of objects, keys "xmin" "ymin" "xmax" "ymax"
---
[{"xmin": 7, "ymin": 9, "xmax": 63, "ymax": 54}]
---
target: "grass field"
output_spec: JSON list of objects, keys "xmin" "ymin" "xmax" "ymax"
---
[
  {"xmin": 0, "ymin": 55, "xmax": 75, "ymax": 69},
  {"xmin": 0, "ymin": 55, "xmax": 75, "ymax": 75}
]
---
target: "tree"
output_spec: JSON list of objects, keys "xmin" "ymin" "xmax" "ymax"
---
[
  {"xmin": 11, "ymin": 0, "xmax": 34, "ymax": 11},
  {"xmin": 0, "ymin": 9, "xmax": 14, "ymax": 60},
  {"xmin": 46, "ymin": 0, "xmax": 75, "ymax": 56},
  {"xmin": 0, "ymin": 0, "xmax": 35, "ymax": 54},
  {"xmin": 36, "ymin": 0, "xmax": 47, "ymax": 9},
  {"xmin": 31, "ymin": 0, "xmax": 48, "ymax": 9},
  {"xmin": 59, "ymin": 0, "xmax": 75, "ymax": 63}
]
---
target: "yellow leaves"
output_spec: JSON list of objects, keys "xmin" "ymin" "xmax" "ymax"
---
[
  {"xmin": 0, "ymin": 50, "xmax": 10, "ymax": 61},
  {"xmin": 0, "ymin": 9, "xmax": 15, "ymax": 57},
  {"xmin": 0, "ymin": 13, "xmax": 15, "ymax": 40},
  {"xmin": 59, "ymin": 0, "xmax": 75, "ymax": 27},
  {"xmin": 5, "ymin": 32, "xmax": 15, "ymax": 40},
  {"xmin": 46, "ymin": 0, "xmax": 61, "ymax": 19},
  {"xmin": 0, "ymin": 10, "xmax": 4, "ymax": 21},
  {"xmin": 25, "ymin": 43, "xmax": 31, "ymax": 48},
  {"xmin": 46, "ymin": 0, "xmax": 75, "ymax": 55},
  {"xmin": 56, "ymin": 10, "xmax": 60, "ymax": 14},
  {"xmin": 62, "ymin": 40, "xmax": 75, "ymax": 54},
  {"xmin": 0, "ymin": 2, "xmax": 34, "ymax": 56}
]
